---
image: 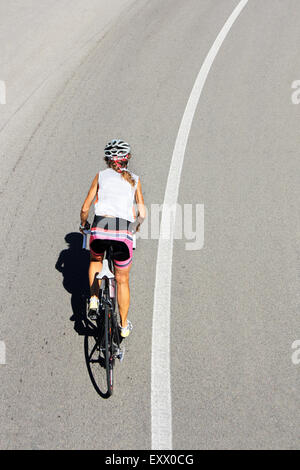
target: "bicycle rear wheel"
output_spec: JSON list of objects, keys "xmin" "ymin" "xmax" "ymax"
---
[{"xmin": 104, "ymin": 302, "xmax": 114, "ymax": 396}]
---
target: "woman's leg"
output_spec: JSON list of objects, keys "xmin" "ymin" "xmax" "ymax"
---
[
  {"xmin": 89, "ymin": 253, "xmax": 103, "ymax": 298},
  {"xmin": 114, "ymin": 265, "xmax": 131, "ymax": 327}
]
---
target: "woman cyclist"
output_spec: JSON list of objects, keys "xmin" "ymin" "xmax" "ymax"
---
[{"xmin": 79, "ymin": 140, "xmax": 146, "ymax": 338}]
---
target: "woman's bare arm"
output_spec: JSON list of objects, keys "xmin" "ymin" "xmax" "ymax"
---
[
  {"xmin": 80, "ymin": 174, "xmax": 98, "ymax": 229},
  {"xmin": 134, "ymin": 179, "xmax": 146, "ymax": 229}
]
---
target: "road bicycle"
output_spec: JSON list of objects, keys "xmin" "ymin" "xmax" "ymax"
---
[{"xmin": 82, "ymin": 229, "xmax": 136, "ymax": 397}]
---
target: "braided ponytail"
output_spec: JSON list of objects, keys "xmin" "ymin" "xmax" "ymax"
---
[{"xmin": 104, "ymin": 157, "xmax": 136, "ymax": 188}]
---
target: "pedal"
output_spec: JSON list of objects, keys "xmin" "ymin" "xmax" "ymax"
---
[
  {"xmin": 117, "ymin": 346, "xmax": 125, "ymax": 362},
  {"xmin": 88, "ymin": 309, "xmax": 99, "ymax": 321}
]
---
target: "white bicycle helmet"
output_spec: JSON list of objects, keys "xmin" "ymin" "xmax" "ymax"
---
[{"xmin": 104, "ymin": 139, "xmax": 131, "ymax": 161}]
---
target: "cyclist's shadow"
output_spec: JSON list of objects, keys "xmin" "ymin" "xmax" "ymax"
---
[{"xmin": 55, "ymin": 232, "xmax": 92, "ymax": 335}]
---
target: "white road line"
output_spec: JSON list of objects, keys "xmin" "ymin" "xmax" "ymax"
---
[{"xmin": 151, "ymin": 0, "xmax": 249, "ymax": 450}]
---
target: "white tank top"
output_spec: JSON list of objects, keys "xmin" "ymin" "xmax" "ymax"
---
[{"xmin": 94, "ymin": 168, "xmax": 139, "ymax": 222}]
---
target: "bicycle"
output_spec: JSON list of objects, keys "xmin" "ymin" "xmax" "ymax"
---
[{"xmin": 82, "ymin": 228, "xmax": 136, "ymax": 397}]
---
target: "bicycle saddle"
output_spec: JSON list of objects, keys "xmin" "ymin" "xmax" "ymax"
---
[{"xmin": 96, "ymin": 259, "xmax": 114, "ymax": 280}]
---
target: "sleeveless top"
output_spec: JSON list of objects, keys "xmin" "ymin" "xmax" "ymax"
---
[{"xmin": 94, "ymin": 168, "xmax": 139, "ymax": 222}]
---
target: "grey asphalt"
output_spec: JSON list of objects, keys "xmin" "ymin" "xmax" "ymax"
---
[{"xmin": 0, "ymin": 0, "xmax": 300, "ymax": 450}]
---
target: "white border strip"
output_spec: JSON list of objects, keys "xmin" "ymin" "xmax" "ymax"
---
[{"xmin": 151, "ymin": 0, "xmax": 249, "ymax": 450}]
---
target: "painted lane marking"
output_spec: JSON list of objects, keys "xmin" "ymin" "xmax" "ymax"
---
[{"xmin": 151, "ymin": 0, "xmax": 249, "ymax": 450}]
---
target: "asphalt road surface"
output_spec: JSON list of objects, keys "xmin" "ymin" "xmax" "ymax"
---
[{"xmin": 1, "ymin": 0, "xmax": 300, "ymax": 450}]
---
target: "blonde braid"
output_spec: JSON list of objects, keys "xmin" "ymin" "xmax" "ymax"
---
[{"xmin": 105, "ymin": 158, "xmax": 136, "ymax": 188}]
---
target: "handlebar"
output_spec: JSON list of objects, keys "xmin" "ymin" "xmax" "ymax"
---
[{"xmin": 82, "ymin": 229, "xmax": 91, "ymax": 250}]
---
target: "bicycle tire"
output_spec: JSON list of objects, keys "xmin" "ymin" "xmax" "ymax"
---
[{"xmin": 105, "ymin": 301, "xmax": 114, "ymax": 396}]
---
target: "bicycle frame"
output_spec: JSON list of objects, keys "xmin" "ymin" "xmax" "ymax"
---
[{"xmin": 82, "ymin": 230, "xmax": 124, "ymax": 396}]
